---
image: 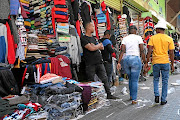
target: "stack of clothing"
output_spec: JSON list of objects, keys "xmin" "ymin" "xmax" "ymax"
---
[
  {"xmin": 1, "ymin": 95, "xmax": 48, "ymax": 120},
  {"xmin": 38, "ymin": 35, "xmax": 49, "ymax": 52},
  {"xmin": 57, "ymin": 23, "xmax": 71, "ymax": 42},
  {"xmin": 52, "ymin": 0, "xmax": 69, "ymax": 35},
  {"xmin": 139, "ymin": 18, "xmax": 144, "ymax": 37},
  {"xmin": 30, "ymin": 0, "xmax": 41, "ymax": 30},
  {"xmin": 23, "ymin": 79, "xmax": 83, "ymax": 120},
  {"xmin": 118, "ymin": 17, "xmax": 128, "ymax": 41},
  {"xmin": 143, "ymin": 16, "xmax": 154, "ymax": 44},
  {"xmin": 96, "ymin": 8, "xmax": 107, "ymax": 38},
  {"xmin": 20, "ymin": 0, "xmax": 31, "ymax": 31}
]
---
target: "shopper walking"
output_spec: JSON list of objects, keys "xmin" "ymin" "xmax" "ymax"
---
[
  {"xmin": 81, "ymin": 22, "xmax": 118, "ymax": 99},
  {"xmin": 100, "ymin": 30, "xmax": 115, "ymax": 85},
  {"xmin": 146, "ymin": 21, "xmax": 174, "ymax": 105},
  {"xmin": 117, "ymin": 25, "xmax": 146, "ymax": 104}
]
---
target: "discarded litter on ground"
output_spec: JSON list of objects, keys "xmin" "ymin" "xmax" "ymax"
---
[
  {"xmin": 121, "ymin": 87, "xmax": 128, "ymax": 95},
  {"xmin": 168, "ymin": 87, "xmax": 175, "ymax": 94},
  {"xmin": 140, "ymin": 87, "xmax": 150, "ymax": 90},
  {"xmin": 106, "ymin": 112, "xmax": 114, "ymax": 118}
]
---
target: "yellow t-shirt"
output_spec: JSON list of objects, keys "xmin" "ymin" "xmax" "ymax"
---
[{"xmin": 148, "ymin": 33, "xmax": 174, "ymax": 65}]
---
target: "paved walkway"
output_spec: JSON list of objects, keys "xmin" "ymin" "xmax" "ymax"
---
[{"xmin": 79, "ymin": 74, "xmax": 180, "ymax": 120}]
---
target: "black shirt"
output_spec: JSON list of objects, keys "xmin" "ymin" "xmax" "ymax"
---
[
  {"xmin": 81, "ymin": 35, "xmax": 103, "ymax": 66},
  {"xmin": 100, "ymin": 38, "xmax": 115, "ymax": 63}
]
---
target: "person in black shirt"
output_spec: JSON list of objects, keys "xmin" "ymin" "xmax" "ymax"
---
[
  {"xmin": 81, "ymin": 22, "xmax": 118, "ymax": 99},
  {"xmin": 100, "ymin": 30, "xmax": 115, "ymax": 85}
]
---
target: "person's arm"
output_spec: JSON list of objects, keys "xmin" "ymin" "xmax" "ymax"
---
[
  {"xmin": 169, "ymin": 50, "xmax": 174, "ymax": 72},
  {"xmin": 139, "ymin": 44, "xmax": 146, "ymax": 64},
  {"xmin": 106, "ymin": 44, "xmax": 115, "ymax": 53},
  {"xmin": 146, "ymin": 45, "xmax": 153, "ymax": 64},
  {"xmin": 84, "ymin": 43, "xmax": 103, "ymax": 51},
  {"xmin": 117, "ymin": 44, "xmax": 125, "ymax": 70}
]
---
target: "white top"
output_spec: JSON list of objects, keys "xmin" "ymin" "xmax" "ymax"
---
[{"xmin": 122, "ymin": 34, "xmax": 143, "ymax": 56}]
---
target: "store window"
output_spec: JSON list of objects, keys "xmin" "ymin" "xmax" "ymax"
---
[{"xmin": 154, "ymin": 0, "xmax": 158, "ymax": 4}]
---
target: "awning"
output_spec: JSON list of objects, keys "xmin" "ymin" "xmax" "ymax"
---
[{"xmin": 149, "ymin": 10, "xmax": 175, "ymax": 30}]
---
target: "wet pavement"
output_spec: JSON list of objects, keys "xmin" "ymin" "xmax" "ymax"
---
[{"xmin": 79, "ymin": 74, "xmax": 180, "ymax": 120}]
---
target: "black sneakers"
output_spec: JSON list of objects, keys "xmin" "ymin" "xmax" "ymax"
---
[
  {"xmin": 161, "ymin": 101, "xmax": 167, "ymax": 105},
  {"xmin": 155, "ymin": 96, "xmax": 159, "ymax": 103},
  {"xmin": 107, "ymin": 94, "xmax": 119, "ymax": 99}
]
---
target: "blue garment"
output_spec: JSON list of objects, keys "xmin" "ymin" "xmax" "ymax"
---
[
  {"xmin": 22, "ymin": 5, "xmax": 29, "ymax": 10},
  {"xmin": 102, "ymin": 39, "xmax": 112, "ymax": 46},
  {"xmin": 123, "ymin": 55, "xmax": 142, "ymax": 100},
  {"xmin": 96, "ymin": 8, "xmax": 106, "ymax": 23},
  {"xmin": 55, "ymin": 11, "xmax": 68, "ymax": 15},
  {"xmin": 30, "ymin": 10, "xmax": 34, "ymax": 13},
  {"xmin": 153, "ymin": 63, "xmax": 170, "ymax": 102},
  {"xmin": 10, "ymin": 0, "xmax": 20, "ymax": 15},
  {"xmin": 0, "ymin": 36, "xmax": 6, "ymax": 63},
  {"xmin": 57, "ymin": 24, "xmax": 69, "ymax": 29}
]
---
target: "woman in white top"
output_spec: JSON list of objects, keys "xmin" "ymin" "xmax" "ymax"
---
[{"xmin": 117, "ymin": 25, "xmax": 146, "ymax": 104}]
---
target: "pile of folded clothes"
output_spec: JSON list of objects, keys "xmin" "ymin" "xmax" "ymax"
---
[
  {"xmin": 96, "ymin": 8, "xmax": 107, "ymax": 39},
  {"xmin": 23, "ymin": 76, "xmax": 84, "ymax": 120},
  {"xmin": 52, "ymin": 0, "xmax": 69, "ymax": 35},
  {"xmin": 0, "ymin": 95, "xmax": 48, "ymax": 120}
]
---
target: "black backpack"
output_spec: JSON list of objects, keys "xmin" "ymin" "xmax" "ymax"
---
[{"xmin": 0, "ymin": 68, "xmax": 19, "ymax": 97}]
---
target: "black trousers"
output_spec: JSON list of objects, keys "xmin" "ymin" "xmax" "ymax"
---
[{"xmin": 86, "ymin": 63, "xmax": 111, "ymax": 95}]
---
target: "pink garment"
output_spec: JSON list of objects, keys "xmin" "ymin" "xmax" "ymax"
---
[
  {"xmin": 40, "ymin": 73, "xmax": 59, "ymax": 81},
  {"xmin": 20, "ymin": 2, "xmax": 29, "ymax": 7}
]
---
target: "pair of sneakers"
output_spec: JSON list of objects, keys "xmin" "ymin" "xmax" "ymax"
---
[{"xmin": 155, "ymin": 96, "xmax": 167, "ymax": 105}]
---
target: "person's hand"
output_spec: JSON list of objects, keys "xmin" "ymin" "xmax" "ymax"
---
[
  {"xmin": 144, "ymin": 63, "xmax": 148, "ymax": 70},
  {"xmin": 171, "ymin": 64, "xmax": 174, "ymax": 73},
  {"xmin": 117, "ymin": 63, "xmax": 121, "ymax": 70},
  {"xmin": 99, "ymin": 43, "xmax": 104, "ymax": 50}
]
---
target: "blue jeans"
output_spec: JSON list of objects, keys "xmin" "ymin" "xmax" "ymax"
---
[
  {"xmin": 153, "ymin": 63, "xmax": 170, "ymax": 102},
  {"xmin": 123, "ymin": 56, "xmax": 142, "ymax": 100}
]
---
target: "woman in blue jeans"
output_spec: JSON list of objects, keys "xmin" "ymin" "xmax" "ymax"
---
[{"xmin": 117, "ymin": 25, "xmax": 146, "ymax": 104}]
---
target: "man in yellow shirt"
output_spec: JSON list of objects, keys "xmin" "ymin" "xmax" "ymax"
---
[{"xmin": 146, "ymin": 20, "xmax": 174, "ymax": 105}]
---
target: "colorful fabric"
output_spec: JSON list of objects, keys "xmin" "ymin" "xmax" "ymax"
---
[
  {"xmin": 10, "ymin": 0, "xmax": 20, "ymax": 15},
  {"xmin": 6, "ymin": 22, "xmax": 16, "ymax": 64}
]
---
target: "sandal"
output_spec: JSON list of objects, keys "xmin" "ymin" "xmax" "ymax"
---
[{"xmin": 132, "ymin": 100, "xmax": 137, "ymax": 104}]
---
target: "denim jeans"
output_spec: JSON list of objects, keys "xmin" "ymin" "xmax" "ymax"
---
[
  {"xmin": 153, "ymin": 63, "xmax": 170, "ymax": 102},
  {"xmin": 123, "ymin": 55, "xmax": 142, "ymax": 100}
]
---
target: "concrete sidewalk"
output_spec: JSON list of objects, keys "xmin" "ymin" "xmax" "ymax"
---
[{"xmin": 79, "ymin": 74, "xmax": 180, "ymax": 120}]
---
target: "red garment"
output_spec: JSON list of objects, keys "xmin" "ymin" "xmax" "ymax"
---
[
  {"xmin": 25, "ymin": 11, "xmax": 30, "ymax": 14},
  {"xmin": 50, "ymin": 56, "xmax": 72, "ymax": 78},
  {"xmin": 54, "ymin": 0, "xmax": 66, "ymax": 5},
  {"xmin": 105, "ymin": 11, "xmax": 111, "ymax": 30},
  {"xmin": 21, "ymin": 66, "xmax": 28, "ymax": 87},
  {"xmin": 44, "ymin": 63, "xmax": 48, "ymax": 75},
  {"xmin": 51, "ymin": 7, "xmax": 68, "ymax": 35},
  {"xmin": 49, "ymin": 57, "xmax": 60, "ymax": 75},
  {"xmin": 76, "ymin": 20, "xmax": 81, "ymax": 37},
  {"xmin": 20, "ymin": 3, "xmax": 28, "ymax": 19},
  {"xmin": 54, "ymin": 7, "xmax": 68, "ymax": 12},
  {"xmin": 56, "ymin": 55, "xmax": 72, "ymax": 78},
  {"xmin": 101, "ymin": 1, "xmax": 106, "ymax": 11},
  {"xmin": 6, "ymin": 22, "xmax": 16, "ymax": 64},
  {"xmin": 56, "ymin": 18, "xmax": 68, "ymax": 23}
]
